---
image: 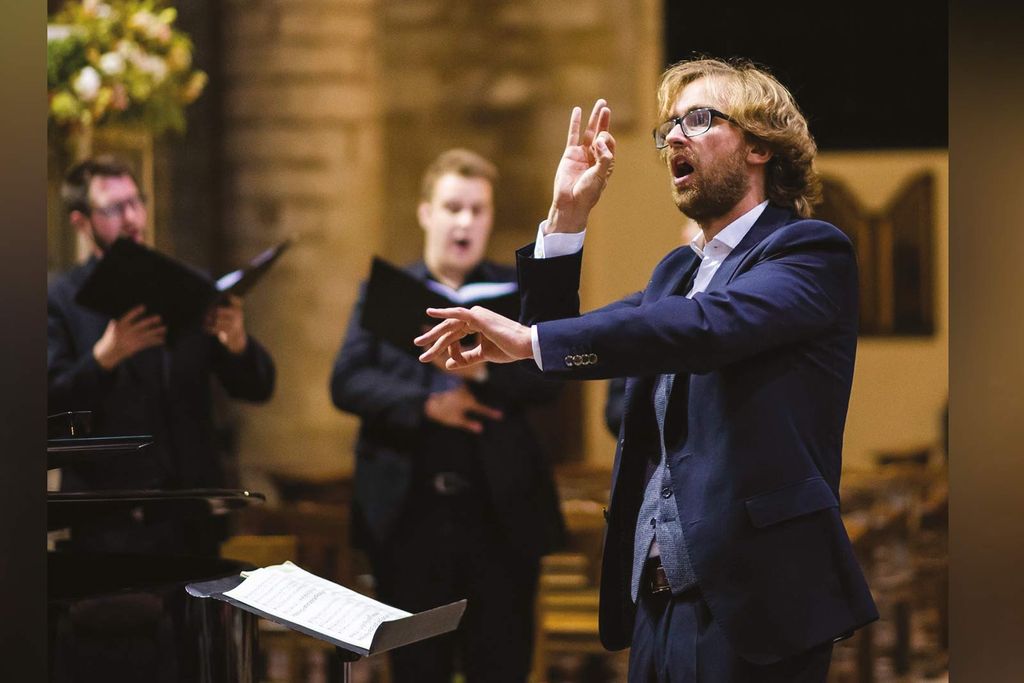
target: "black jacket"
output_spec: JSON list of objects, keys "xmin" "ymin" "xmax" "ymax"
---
[
  {"xmin": 48, "ymin": 257, "xmax": 276, "ymax": 493},
  {"xmin": 330, "ymin": 260, "xmax": 565, "ymax": 561}
]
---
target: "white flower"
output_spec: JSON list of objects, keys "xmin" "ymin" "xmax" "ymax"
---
[
  {"xmin": 134, "ymin": 54, "xmax": 168, "ymax": 84},
  {"xmin": 129, "ymin": 10, "xmax": 157, "ymax": 32},
  {"xmin": 98, "ymin": 52, "xmax": 125, "ymax": 76},
  {"xmin": 46, "ymin": 24, "xmax": 81, "ymax": 42},
  {"xmin": 95, "ymin": 3, "xmax": 113, "ymax": 19},
  {"xmin": 72, "ymin": 66, "xmax": 101, "ymax": 102}
]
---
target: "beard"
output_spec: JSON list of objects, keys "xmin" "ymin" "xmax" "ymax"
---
[
  {"xmin": 671, "ymin": 146, "xmax": 750, "ymax": 223},
  {"xmin": 88, "ymin": 226, "xmax": 117, "ymax": 254}
]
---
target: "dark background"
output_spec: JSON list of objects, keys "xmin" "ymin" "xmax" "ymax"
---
[{"xmin": 665, "ymin": 0, "xmax": 948, "ymax": 150}]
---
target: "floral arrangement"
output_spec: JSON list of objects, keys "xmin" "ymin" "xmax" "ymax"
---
[{"xmin": 47, "ymin": 0, "xmax": 208, "ymax": 137}]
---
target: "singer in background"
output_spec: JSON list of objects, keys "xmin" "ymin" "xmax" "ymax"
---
[
  {"xmin": 330, "ymin": 149, "xmax": 564, "ymax": 683},
  {"xmin": 47, "ymin": 155, "xmax": 275, "ymax": 556}
]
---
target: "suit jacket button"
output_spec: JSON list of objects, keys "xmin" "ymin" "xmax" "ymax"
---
[
  {"xmin": 564, "ymin": 355, "xmax": 574, "ymax": 367},
  {"xmin": 661, "ymin": 487, "xmax": 673, "ymax": 498},
  {"xmin": 589, "ymin": 353, "xmax": 598, "ymax": 364},
  {"xmin": 573, "ymin": 354, "xmax": 583, "ymax": 365}
]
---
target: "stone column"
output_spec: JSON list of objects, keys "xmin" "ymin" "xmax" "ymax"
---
[{"xmin": 221, "ymin": 0, "xmax": 384, "ymax": 484}]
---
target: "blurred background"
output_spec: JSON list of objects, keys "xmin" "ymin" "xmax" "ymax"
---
[{"xmin": 46, "ymin": 1, "xmax": 948, "ymax": 681}]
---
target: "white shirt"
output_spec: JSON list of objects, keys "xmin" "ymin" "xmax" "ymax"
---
[{"xmin": 529, "ymin": 200, "xmax": 769, "ymax": 370}]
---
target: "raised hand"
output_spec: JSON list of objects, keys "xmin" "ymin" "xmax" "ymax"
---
[
  {"xmin": 547, "ymin": 99, "xmax": 616, "ymax": 234},
  {"xmin": 423, "ymin": 384, "xmax": 503, "ymax": 434},
  {"xmin": 415, "ymin": 306, "xmax": 533, "ymax": 369},
  {"xmin": 92, "ymin": 304, "xmax": 166, "ymax": 370},
  {"xmin": 204, "ymin": 294, "xmax": 249, "ymax": 354}
]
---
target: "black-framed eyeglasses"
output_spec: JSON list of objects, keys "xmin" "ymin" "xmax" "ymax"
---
[
  {"xmin": 652, "ymin": 108, "xmax": 734, "ymax": 149},
  {"xmin": 90, "ymin": 193, "xmax": 147, "ymax": 219}
]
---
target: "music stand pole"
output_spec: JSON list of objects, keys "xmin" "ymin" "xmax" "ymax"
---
[{"xmin": 335, "ymin": 646, "xmax": 361, "ymax": 683}]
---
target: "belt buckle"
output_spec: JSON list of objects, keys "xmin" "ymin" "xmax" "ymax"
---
[
  {"xmin": 647, "ymin": 559, "xmax": 671, "ymax": 595},
  {"xmin": 432, "ymin": 472, "xmax": 467, "ymax": 495}
]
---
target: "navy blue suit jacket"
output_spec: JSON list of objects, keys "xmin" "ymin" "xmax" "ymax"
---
[{"xmin": 517, "ymin": 204, "xmax": 878, "ymax": 664}]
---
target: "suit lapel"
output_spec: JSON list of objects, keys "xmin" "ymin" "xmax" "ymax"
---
[
  {"xmin": 705, "ymin": 204, "xmax": 793, "ymax": 293},
  {"xmin": 648, "ymin": 247, "xmax": 701, "ymax": 301},
  {"xmin": 615, "ymin": 249, "xmax": 701, "ymax": 482}
]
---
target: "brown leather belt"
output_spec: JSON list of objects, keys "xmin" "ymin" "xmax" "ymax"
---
[{"xmin": 645, "ymin": 556, "xmax": 671, "ymax": 595}]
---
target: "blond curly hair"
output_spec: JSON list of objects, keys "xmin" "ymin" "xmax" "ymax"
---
[{"xmin": 656, "ymin": 58, "xmax": 821, "ymax": 217}]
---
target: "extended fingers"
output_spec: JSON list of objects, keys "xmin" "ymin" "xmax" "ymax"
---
[
  {"xmin": 140, "ymin": 321, "xmax": 167, "ymax": 338},
  {"xmin": 446, "ymin": 343, "xmax": 486, "ymax": 368},
  {"xmin": 581, "ymin": 99, "xmax": 608, "ymax": 146},
  {"xmin": 565, "ymin": 106, "xmax": 583, "ymax": 148},
  {"xmin": 134, "ymin": 322, "xmax": 167, "ymax": 350},
  {"xmin": 415, "ymin": 316, "xmax": 467, "ymax": 349},
  {"xmin": 121, "ymin": 304, "xmax": 149, "ymax": 324},
  {"xmin": 418, "ymin": 328, "xmax": 470, "ymax": 363},
  {"xmin": 454, "ymin": 416, "xmax": 484, "ymax": 434},
  {"xmin": 596, "ymin": 103, "xmax": 611, "ymax": 135}
]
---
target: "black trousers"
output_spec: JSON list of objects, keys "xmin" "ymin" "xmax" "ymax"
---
[
  {"xmin": 367, "ymin": 486, "xmax": 540, "ymax": 683},
  {"xmin": 629, "ymin": 586, "xmax": 833, "ymax": 683}
]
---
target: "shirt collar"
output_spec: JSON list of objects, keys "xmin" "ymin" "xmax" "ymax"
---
[{"xmin": 688, "ymin": 200, "xmax": 769, "ymax": 259}]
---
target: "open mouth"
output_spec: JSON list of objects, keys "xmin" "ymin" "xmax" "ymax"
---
[
  {"xmin": 452, "ymin": 238, "xmax": 471, "ymax": 250},
  {"xmin": 672, "ymin": 157, "xmax": 695, "ymax": 180}
]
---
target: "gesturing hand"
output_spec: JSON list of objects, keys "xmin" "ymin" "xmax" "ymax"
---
[
  {"xmin": 415, "ymin": 306, "xmax": 533, "ymax": 369},
  {"xmin": 547, "ymin": 99, "xmax": 616, "ymax": 234},
  {"xmin": 92, "ymin": 304, "xmax": 166, "ymax": 370},
  {"xmin": 424, "ymin": 384, "xmax": 503, "ymax": 434}
]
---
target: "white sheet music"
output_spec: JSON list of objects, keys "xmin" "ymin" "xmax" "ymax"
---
[
  {"xmin": 223, "ymin": 561, "xmax": 411, "ymax": 650},
  {"xmin": 424, "ymin": 279, "xmax": 517, "ymax": 304}
]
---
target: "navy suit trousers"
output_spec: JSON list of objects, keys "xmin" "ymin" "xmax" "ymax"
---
[{"xmin": 629, "ymin": 586, "xmax": 834, "ymax": 683}]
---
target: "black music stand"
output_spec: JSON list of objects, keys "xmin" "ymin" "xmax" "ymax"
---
[{"xmin": 186, "ymin": 573, "xmax": 466, "ymax": 683}]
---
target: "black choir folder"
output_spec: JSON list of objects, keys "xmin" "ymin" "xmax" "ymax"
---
[
  {"xmin": 360, "ymin": 256, "xmax": 519, "ymax": 355},
  {"xmin": 75, "ymin": 237, "xmax": 290, "ymax": 340},
  {"xmin": 186, "ymin": 561, "xmax": 466, "ymax": 658}
]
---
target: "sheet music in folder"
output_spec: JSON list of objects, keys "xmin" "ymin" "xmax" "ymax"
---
[
  {"xmin": 75, "ymin": 237, "xmax": 292, "ymax": 340},
  {"xmin": 360, "ymin": 256, "xmax": 519, "ymax": 355}
]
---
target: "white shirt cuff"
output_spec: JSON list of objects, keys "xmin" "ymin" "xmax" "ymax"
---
[
  {"xmin": 531, "ymin": 325, "xmax": 544, "ymax": 371},
  {"xmin": 533, "ymin": 220, "xmax": 586, "ymax": 259}
]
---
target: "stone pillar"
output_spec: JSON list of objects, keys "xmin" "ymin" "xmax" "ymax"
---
[{"xmin": 221, "ymin": 0, "xmax": 384, "ymax": 483}]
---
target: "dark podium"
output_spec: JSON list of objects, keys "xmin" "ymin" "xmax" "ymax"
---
[{"xmin": 47, "ymin": 414, "xmax": 264, "ymax": 682}]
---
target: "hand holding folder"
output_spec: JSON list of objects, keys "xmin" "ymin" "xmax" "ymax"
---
[{"xmin": 75, "ymin": 237, "xmax": 290, "ymax": 343}]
